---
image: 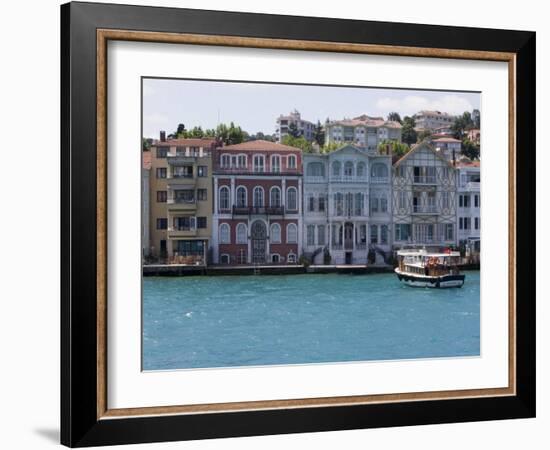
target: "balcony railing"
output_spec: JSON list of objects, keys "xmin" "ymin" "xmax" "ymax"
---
[
  {"xmin": 232, "ymin": 205, "xmax": 285, "ymax": 215},
  {"xmin": 413, "ymin": 176, "xmax": 437, "ymax": 184},
  {"xmin": 330, "ymin": 175, "xmax": 368, "ymax": 183},
  {"xmin": 459, "ymin": 181, "xmax": 480, "ymax": 191},
  {"xmin": 412, "ymin": 205, "xmax": 438, "ymax": 214},
  {"xmin": 305, "ymin": 176, "xmax": 326, "ymax": 183},
  {"xmin": 168, "ymin": 197, "xmax": 195, "ymax": 204},
  {"xmin": 370, "ymin": 177, "xmax": 389, "ymax": 184}
]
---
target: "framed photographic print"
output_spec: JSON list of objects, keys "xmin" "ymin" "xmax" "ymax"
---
[{"xmin": 61, "ymin": 1, "xmax": 536, "ymax": 447}]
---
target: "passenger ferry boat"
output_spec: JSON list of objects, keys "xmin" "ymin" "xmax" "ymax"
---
[{"xmin": 395, "ymin": 248, "xmax": 465, "ymax": 288}]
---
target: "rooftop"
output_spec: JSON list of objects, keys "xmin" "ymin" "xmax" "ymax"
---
[
  {"xmin": 219, "ymin": 139, "xmax": 301, "ymax": 152},
  {"xmin": 433, "ymin": 137, "xmax": 462, "ymax": 143},
  {"xmin": 327, "ymin": 115, "xmax": 402, "ymax": 129},
  {"xmin": 153, "ymin": 138, "xmax": 217, "ymax": 147}
]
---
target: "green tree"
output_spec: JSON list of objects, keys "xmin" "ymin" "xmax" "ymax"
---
[
  {"xmin": 321, "ymin": 141, "xmax": 341, "ymax": 153},
  {"xmin": 282, "ymin": 135, "xmax": 313, "ymax": 153},
  {"xmin": 288, "ymin": 121, "xmax": 301, "ymax": 138},
  {"xmin": 452, "ymin": 111, "xmax": 475, "ymax": 139},
  {"xmin": 472, "ymin": 109, "xmax": 480, "ymax": 129},
  {"xmin": 142, "ymin": 137, "xmax": 152, "ymax": 151},
  {"xmin": 313, "ymin": 120, "xmax": 325, "ymax": 146},
  {"xmin": 226, "ymin": 122, "xmax": 245, "ymax": 145},
  {"xmin": 188, "ymin": 126, "xmax": 204, "ymax": 138},
  {"xmin": 461, "ymin": 138, "xmax": 480, "ymax": 160},
  {"xmin": 417, "ymin": 129, "xmax": 433, "ymax": 142},
  {"xmin": 204, "ymin": 128, "xmax": 216, "ymax": 137},
  {"xmin": 387, "ymin": 112, "xmax": 402, "ymax": 123},
  {"xmin": 175, "ymin": 123, "xmax": 186, "ymax": 137},
  {"xmin": 401, "ymin": 116, "xmax": 418, "ymax": 145},
  {"xmin": 377, "ymin": 139, "xmax": 410, "ymax": 158}
]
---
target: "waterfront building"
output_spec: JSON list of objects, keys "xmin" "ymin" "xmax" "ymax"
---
[
  {"xmin": 456, "ymin": 161, "xmax": 481, "ymax": 248},
  {"xmin": 212, "ymin": 140, "xmax": 303, "ymax": 264},
  {"xmin": 324, "ymin": 115, "xmax": 402, "ymax": 151},
  {"xmin": 148, "ymin": 137, "xmax": 216, "ymax": 264},
  {"xmin": 392, "ymin": 142, "xmax": 458, "ymax": 248},
  {"xmin": 432, "ymin": 137, "xmax": 462, "ymax": 161},
  {"xmin": 302, "ymin": 144, "xmax": 393, "ymax": 265},
  {"xmin": 275, "ymin": 109, "xmax": 315, "ymax": 142},
  {"xmin": 414, "ymin": 110, "xmax": 455, "ymax": 131},
  {"xmin": 142, "ymin": 151, "xmax": 151, "ymax": 257}
]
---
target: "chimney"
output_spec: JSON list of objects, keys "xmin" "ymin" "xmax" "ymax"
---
[{"xmin": 160, "ymin": 130, "xmax": 166, "ymax": 142}]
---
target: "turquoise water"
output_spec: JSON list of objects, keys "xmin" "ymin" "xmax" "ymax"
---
[{"xmin": 143, "ymin": 272, "xmax": 480, "ymax": 370}]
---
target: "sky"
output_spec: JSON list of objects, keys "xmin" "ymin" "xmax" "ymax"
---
[{"xmin": 142, "ymin": 78, "xmax": 480, "ymax": 139}]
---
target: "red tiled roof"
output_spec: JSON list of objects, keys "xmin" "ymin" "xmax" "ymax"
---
[
  {"xmin": 153, "ymin": 138, "xmax": 217, "ymax": 147},
  {"xmin": 433, "ymin": 137, "xmax": 461, "ymax": 143},
  {"xmin": 142, "ymin": 151, "xmax": 152, "ymax": 169},
  {"xmin": 456, "ymin": 160, "xmax": 480, "ymax": 167},
  {"xmin": 219, "ymin": 139, "xmax": 301, "ymax": 152}
]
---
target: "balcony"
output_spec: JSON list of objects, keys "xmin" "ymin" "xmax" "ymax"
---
[
  {"xmin": 305, "ymin": 176, "xmax": 326, "ymax": 183},
  {"xmin": 167, "ymin": 176, "xmax": 196, "ymax": 187},
  {"xmin": 370, "ymin": 177, "xmax": 389, "ymax": 184},
  {"xmin": 166, "ymin": 156, "xmax": 197, "ymax": 165},
  {"xmin": 167, "ymin": 227, "xmax": 197, "ymax": 238},
  {"xmin": 330, "ymin": 175, "xmax": 368, "ymax": 183},
  {"xmin": 167, "ymin": 198, "xmax": 197, "ymax": 210},
  {"xmin": 232, "ymin": 205, "xmax": 286, "ymax": 216},
  {"xmin": 459, "ymin": 181, "xmax": 480, "ymax": 191},
  {"xmin": 412, "ymin": 205, "xmax": 438, "ymax": 214},
  {"xmin": 413, "ymin": 176, "xmax": 437, "ymax": 185}
]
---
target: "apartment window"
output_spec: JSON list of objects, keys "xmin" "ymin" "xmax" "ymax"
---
[
  {"xmin": 221, "ymin": 154, "xmax": 231, "ymax": 168},
  {"xmin": 219, "ymin": 186, "xmax": 230, "ymax": 210},
  {"xmin": 307, "ymin": 225, "xmax": 315, "ymax": 246},
  {"xmin": 156, "ymin": 218, "xmax": 167, "ymax": 230},
  {"xmin": 173, "ymin": 165, "xmax": 193, "ymax": 178},
  {"xmin": 370, "ymin": 225, "xmax": 379, "ymax": 244},
  {"xmin": 190, "ymin": 147, "xmax": 199, "ymax": 157},
  {"xmin": 381, "ymin": 225, "xmax": 388, "ymax": 245},
  {"xmin": 463, "ymin": 195, "xmax": 471, "ymax": 208},
  {"xmin": 197, "ymin": 189, "xmax": 207, "ymax": 201},
  {"xmin": 380, "ymin": 194, "xmax": 388, "ymax": 213},
  {"xmin": 355, "ymin": 192, "xmax": 363, "ymax": 216},
  {"xmin": 475, "ymin": 217, "xmax": 479, "ymax": 230},
  {"xmin": 156, "ymin": 167, "xmax": 167, "ymax": 179},
  {"xmin": 286, "ymin": 187, "xmax": 297, "ymax": 211},
  {"xmin": 176, "ymin": 239, "xmax": 203, "ymax": 256},
  {"xmin": 474, "ymin": 194, "xmax": 479, "ymax": 208},
  {"xmin": 446, "ymin": 224, "xmax": 454, "ymax": 240},
  {"xmin": 236, "ymin": 223, "xmax": 247, "ymax": 244},
  {"xmin": 271, "ymin": 155, "xmax": 281, "ymax": 173},
  {"xmin": 334, "ymin": 192, "xmax": 343, "ymax": 216},
  {"xmin": 156, "ymin": 147, "xmax": 168, "ymax": 158},
  {"xmin": 238, "ymin": 155, "xmax": 247, "ymax": 168},
  {"xmin": 219, "ymin": 223, "xmax": 230, "ymax": 244},
  {"xmin": 253, "ymin": 186, "xmax": 264, "ymax": 207},
  {"xmin": 344, "ymin": 161, "xmax": 354, "ymax": 177},
  {"xmin": 270, "ymin": 187, "xmax": 281, "ymax": 207},
  {"xmin": 197, "ymin": 166, "xmax": 207, "ymax": 177},
  {"xmin": 173, "ymin": 216, "xmax": 194, "ymax": 231},
  {"xmin": 236, "ymin": 186, "xmax": 247, "ymax": 208},
  {"xmin": 441, "ymin": 191, "xmax": 450, "ymax": 210},
  {"xmin": 196, "ymin": 217, "xmax": 207, "ymax": 229},
  {"xmin": 317, "ymin": 225, "xmax": 326, "ymax": 246},
  {"xmin": 459, "ymin": 217, "xmax": 464, "ymax": 230},
  {"xmin": 231, "ymin": 155, "xmax": 237, "ymax": 168},
  {"xmin": 271, "ymin": 223, "xmax": 281, "ymax": 243},
  {"xmin": 287, "ymin": 155, "xmax": 297, "ymax": 169},
  {"xmin": 332, "ymin": 161, "xmax": 341, "ymax": 177},
  {"xmin": 308, "ymin": 194, "xmax": 315, "ymax": 212},
  {"xmin": 318, "ymin": 195, "xmax": 326, "ymax": 212},
  {"xmin": 371, "ymin": 197, "xmax": 379, "ymax": 213},
  {"xmin": 174, "ymin": 189, "xmax": 194, "ymax": 203},
  {"xmin": 156, "ymin": 191, "xmax": 167, "ymax": 203},
  {"xmin": 395, "ymin": 224, "xmax": 411, "ymax": 241},
  {"xmin": 356, "ymin": 162, "xmax": 366, "ymax": 178},
  {"xmin": 254, "ymin": 155, "xmax": 265, "ymax": 173},
  {"xmin": 371, "ymin": 163, "xmax": 388, "ymax": 178},
  {"xmin": 287, "ymin": 223, "xmax": 298, "ymax": 243},
  {"xmin": 175, "ymin": 146, "xmax": 186, "ymax": 157}
]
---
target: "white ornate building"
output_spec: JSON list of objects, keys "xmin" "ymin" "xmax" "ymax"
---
[
  {"xmin": 456, "ymin": 161, "xmax": 481, "ymax": 247},
  {"xmin": 302, "ymin": 144, "xmax": 393, "ymax": 265},
  {"xmin": 392, "ymin": 142, "xmax": 458, "ymax": 248}
]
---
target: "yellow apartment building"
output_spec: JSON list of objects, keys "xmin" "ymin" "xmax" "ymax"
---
[{"xmin": 147, "ymin": 137, "xmax": 216, "ymax": 265}]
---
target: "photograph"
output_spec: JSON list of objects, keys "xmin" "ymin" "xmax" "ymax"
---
[{"xmin": 141, "ymin": 78, "xmax": 482, "ymax": 371}]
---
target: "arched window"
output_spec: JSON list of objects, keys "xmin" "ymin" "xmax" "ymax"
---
[
  {"xmin": 287, "ymin": 223, "xmax": 297, "ymax": 243},
  {"xmin": 253, "ymin": 186, "xmax": 264, "ymax": 207},
  {"xmin": 371, "ymin": 163, "xmax": 389, "ymax": 178},
  {"xmin": 236, "ymin": 223, "xmax": 247, "ymax": 244},
  {"xmin": 287, "ymin": 253, "xmax": 297, "ymax": 263},
  {"xmin": 270, "ymin": 186, "xmax": 281, "ymax": 207},
  {"xmin": 220, "ymin": 254, "xmax": 230, "ymax": 264},
  {"xmin": 271, "ymin": 155, "xmax": 281, "ymax": 173},
  {"xmin": 286, "ymin": 187, "xmax": 297, "ymax": 211},
  {"xmin": 219, "ymin": 186, "xmax": 230, "ymax": 211},
  {"xmin": 236, "ymin": 186, "xmax": 247, "ymax": 208},
  {"xmin": 356, "ymin": 162, "xmax": 366, "ymax": 178},
  {"xmin": 332, "ymin": 161, "xmax": 341, "ymax": 177},
  {"xmin": 306, "ymin": 162, "xmax": 325, "ymax": 177},
  {"xmin": 271, "ymin": 223, "xmax": 281, "ymax": 243},
  {"xmin": 344, "ymin": 161, "xmax": 354, "ymax": 177},
  {"xmin": 219, "ymin": 223, "xmax": 230, "ymax": 244},
  {"xmin": 287, "ymin": 154, "xmax": 297, "ymax": 169}
]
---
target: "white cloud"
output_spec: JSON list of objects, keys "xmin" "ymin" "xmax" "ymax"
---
[{"xmin": 376, "ymin": 94, "xmax": 474, "ymax": 117}]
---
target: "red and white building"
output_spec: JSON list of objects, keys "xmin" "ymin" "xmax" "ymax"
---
[{"xmin": 212, "ymin": 140, "xmax": 303, "ymax": 265}]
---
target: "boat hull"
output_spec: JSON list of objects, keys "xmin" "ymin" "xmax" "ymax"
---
[{"xmin": 395, "ymin": 268, "xmax": 465, "ymax": 288}]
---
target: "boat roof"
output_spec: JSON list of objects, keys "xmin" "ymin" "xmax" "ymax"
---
[{"xmin": 397, "ymin": 250, "xmax": 461, "ymax": 257}]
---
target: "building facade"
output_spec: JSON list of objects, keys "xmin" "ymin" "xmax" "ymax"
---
[
  {"xmin": 456, "ymin": 162, "xmax": 481, "ymax": 246},
  {"xmin": 324, "ymin": 115, "xmax": 402, "ymax": 151},
  {"xmin": 414, "ymin": 110, "xmax": 455, "ymax": 131},
  {"xmin": 275, "ymin": 110, "xmax": 315, "ymax": 142},
  {"xmin": 142, "ymin": 151, "xmax": 151, "ymax": 257},
  {"xmin": 148, "ymin": 138, "xmax": 216, "ymax": 264},
  {"xmin": 432, "ymin": 137, "xmax": 462, "ymax": 161},
  {"xmin": 392, "ymin": 143, "xmax": 458, "ymax": 248},
  {"xmin": 302, "ymin": 144, "xmax": 393, "ymax": 265},
  {"xmin": 212, "ymin": 140, "xmax": 303, "ymax": 265}
]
